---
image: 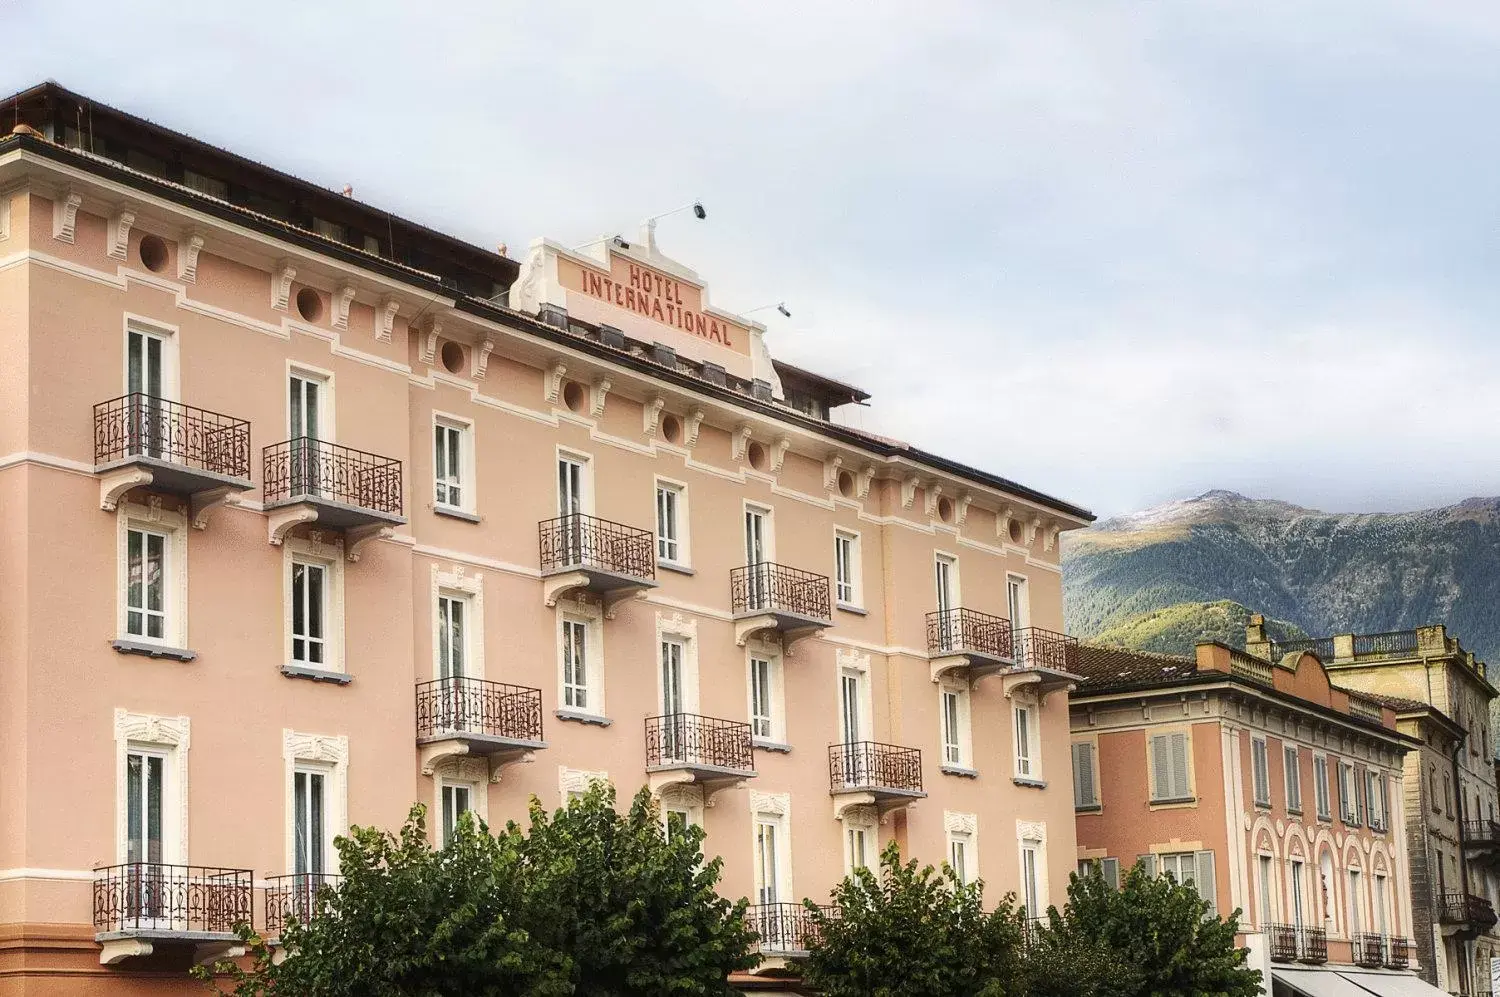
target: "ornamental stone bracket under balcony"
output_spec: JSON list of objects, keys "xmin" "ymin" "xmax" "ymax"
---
[
  {"xmin": 93, "ymin": 395, "xmax": 254, "ymax": 528},
  {"xmin": 538, "ymin": 514, "xmax": 658, "ymax": 618},
  {"xmin": 828, "ymin": 742, "xmax": 926, "ymax": 822},
  {"xmin": 92, "ymin": 863, "xmax": 251, "ymax": 967},
  {"xmin": 415, "ymin": 678, "xmax": 547, "ymax": 782},
  {"xmin": 926, "ymin": 607, "xmax": 1016, "ymax": 683},
  {"xmin": 262, "ymin": 439, "xmax": 406, "ymax": 558},
  {"xmin": 730, "ymin": 563, "xmax": 833, "ymax": 654},
  {"xmin": 999, "ymin": 628, "xmax": 1084, "ymax": 704},
  {"xmin": 644, "ymin": 714, "xmax": 757, "ymax": 804}
]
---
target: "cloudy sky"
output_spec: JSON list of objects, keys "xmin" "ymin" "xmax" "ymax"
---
[{"xmin": 7, "ymin": 2, "xmax": 1498, "ymax": 518}]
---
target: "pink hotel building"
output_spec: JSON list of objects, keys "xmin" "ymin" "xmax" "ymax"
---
[{"xmin": 0, "ymin": 83, "xmax": 1094, "ymax": 993}]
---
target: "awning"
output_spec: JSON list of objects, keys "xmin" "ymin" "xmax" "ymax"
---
[
  {"xmin": 1338, "ymin": 972, "xmax": 1451, "ymax": 997},
  {"xmin": 1273, "ymin": 969, "xmax": 1387, "ymax": 997}
]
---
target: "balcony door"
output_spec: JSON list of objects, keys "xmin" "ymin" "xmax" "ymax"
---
[
  {"xmin": 661, "ymin": 639, "xmax": 685, "ymax": 761},
  {"xmin": 839, "ymin": 668, "xmax": 867, "ymax": 785},
  {"xmin": 934, "ymin": 554, "xmax": 958, "ymax": 651},
  {"xmin": 1007, "ymin": 575, "xmax": 1029, "ymax": 630},
  {"xmin": 293, "ymin": 769, "xmax": 326, "ymax": 878},
  {"xmin": 557, "ymin": 455, "xmax": 589, "ymax": 563},
  {"xmin": 745, "ymin": 507, "xmax": 771, "ymax": 610},
  {"xmin": 289, "ymin": 374, "xmax": 324, "ymax": 497},
  {"xmin": 125, "ymin": 750, "xmax": 167, "ymax": 925},
  {"xmin": 126, "ymin": 328, "xmax": 169, "ymax": 458},
  {"xmin": 1290, "ymin": 860, "xmax": 1305, "ymax": 929},
  {"xmin": 437, "ymin": 595, "xmax": 468, "ymax": 730}
]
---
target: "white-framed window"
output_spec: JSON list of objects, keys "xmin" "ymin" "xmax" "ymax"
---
[
  {"xmin": 433, "ymin": 416, "xmax": 473, "ymax": 513},
  {"xmin": 664, "ymin": 805, "xmax": 691, "ymax": 839},
  {"xmin": 842, "ymin": 806, "xmax": 876, "ymax": 875},
  {"xmin": 939, "ymin": 682, "xmax": 972, "ymax": 769},
  {"xmin": 1339, "ymin": 762, "xmax": 1361, "ymax": 825},
  {"xmin": 1257, "ymin": 854, "xmax": 1275, "ymax": 926},
  {"xmin": 288, "ymin": 366, "xmax": 331, "ymax": 441},
  {"xmin": 292, "ymin": 766, "xmax": 328, "ymax": 875},
  {"xmin": 834, "ymin": 530, "xmax": 861, "ymax": 607},
  {"xmin": 751, "ymin": 794, "xmax": 793, "ymax": 905},
  {"xmin": 1158, "ymin": 850, "xmax": 1218, "ymax": 913},
  {"xmin": 1006, "ymin": 574, "xmax": 1030, "ymax": 630},
  {"xmin": 441, "ymin": 782, "xmax": 473, "ymax": 845},
  {"xmin": 557, "ymin": 450, "xmax": 591, "ymax": 516},
  {"xmin": 1078, "ymin": 857, "xmax": 1121, "ymax": 890},
  {"xmin": 839, "ymin": 662, "xmax": 871, "ymax": 745},
  {"xmin": 1367, "ymin": 771, "xmax": 1386, "ymax": 830},
  {"xmin": 747, "ymin": 647, "xmax": 785, "ymax": 744},
  {"xmin": 1072, "ymin": 741, "xmax": 1100, "ymax": 810},
  {"xmin": 116, "ymin": 503, "xmax": 188, "ymax": 648},
  {"xmin": 1373, "ymin": 873, "xmax": 1389, "ymax": 936},
  {"xmin": 1289, "ymin": 859, "xmax": 1307, "ymax": 928},
  {"xmin": 1013, "ymin": 700, "xmax": 1041, "ymax": 781},
  {"xmin": 562, "ymin": 618, "xmax": 590, "ymax": 710},
  {"xmin": 1284, "ymin": 745, "xmax": 1302, "ymax": 813},
  {"xmin": 556, "ymin": 599, "xmax": 605, "ymax": 717},
  {"xmin": 949, "ymin": 833, "xmax": 973, "ymax": 885},
  {"xmin": 659, "ymin": 784, "xmax": 705, "ymax": 840},
  {"xmin": 1148, "ymin": 731, "xmax": 1192, "ymax": 802},
  {"xmin": 656, "ymin": 616, "xmax": 700, "ymax": 723},
  {"xmin": 1313, "ymin": 754, "xmax": 1331, "ymax": 821},
  {"xmin": 655, "ymin": 479, "xmax": 688, "ymax": 565},
  {"xmin": 282, "ymin": 730, "xmax": 348, "ymax": 878},
  {"xmin": 124, "ymin": 318, "xmax": 179, "ymax": 401},
  {"xmin": 1251, "ymin": 737, "xmax": 1270, "ymax": 807},
  {"xmin": 934, "ymin": 553, "xmax": 959, "ymax": 616},
  {"xmin": 436, "ymin": 593, "xmax": 469, "ymax": 679},
  {"xmin": 114, "ymin": 711, "xmax": 188, "ymax": 869},
  {"xmin": 285, "ymin": 536, "xmax": 344, "ymax": 674},
  {"xmin": 1347, "ymin": 868, "xmax": 1363, "ymax": 935},
  {"xmin": 1021, "ymin": 839, "xmax": 1042, "ymax": 917},
  {"xmin": 946, "ymin": 813, "xmax": 979, "ymax": 887}
]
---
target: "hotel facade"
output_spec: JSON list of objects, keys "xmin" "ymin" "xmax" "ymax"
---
[{"xmin": 0, "ymin": 83, "xmax": 1092, "ymax": 993}]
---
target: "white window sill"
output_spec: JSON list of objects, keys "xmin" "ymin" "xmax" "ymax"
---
[
  {"xmin": 941, "ymin": 764, "xmax": 979, "ymax": 779},
  {"xmin": 659, "ymin": 561, "xmax": 695, "ymax": 576},
  {"xmin": 281, "ymin": 663, "xmax": 353, "ymax": 685},
  {"xmin": 1012, "ymin": 776, "xmax": 1047, "ymax": 789},
  {"xmin": 112, "ymin": 639, "xmax": 196, "ymax": 662},
  {"xmin": 753, "ymin": 738, "xmax": 792, "ymax": 753},
  {"xmin": 433, "ymin": 505, "xmax": 481, "ymax": 524},
  {"xmin": 836, "ymin": 602, "xmax": 868, "ymax": 616},
  {"xmin": 555, "ymin": 709, "xmax": 612, "ymax": 727}
]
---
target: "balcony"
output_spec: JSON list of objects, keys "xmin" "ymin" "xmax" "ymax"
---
[
  {"xmin": 1267, "ymin": 923, "xmax": 1326, "ymax": 965},
  {"xmin": 1353, "ymin": 932, "xmax": 1386, "ymax": 969},
  {"xmin": 1464, "ymin": 819, "xmax": 1500, "ymax": 861},
  {"xmin": 262, "ymin": 438, "xmax": 404, "ymax": 554},
  {"xmin": 415, "ymin": 677, "xmax": 546, "ymax": 778},
  {"xmin": 92, "ymin": 863, "xmax": 252, "ymax": 965},
  {"xmin": 94, "ymin": 394, "xmax": 252, "ymax": 525},
  {"xmin": 1386, "ymin": 936, "xmax": 1410, "ymax": 970},
  {"xmin": 926, "ymin": 607, "xmax": 1014, "ymax": 682},
  {"xmin": 749, "ymin": 902, "xmax": 835, "ymax": 965},
  {"xmin": 1439, "ymin": 892, "xmax": 1498, "ymax": 939},
  {"xmin": 264, "ymin": 873, "xmax": 340, "ymax": 938},
  {"xmin": 645, "ymin": 713, "xmax": 756, "ymax": 800},
  {"xmin": 1003, "ymin": 627, "xmax": 1082, "ymax": 703},
  {"xmin": 538, "ymin": 513, "xmax": 657, "ymax": 614},
  {"xmin": 731, "ymin": 562, "xmax": 832, "ymax": 650},
  {"xmin": 828, "ymin": 741, "xmax": 925, "ymax": 820}
]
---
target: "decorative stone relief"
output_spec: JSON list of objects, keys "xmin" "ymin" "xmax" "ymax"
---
[
  {"xmin": 956, "ymin": 493, "xmax": 973, "ymax": 528},
  {"xmin": 332, "ymin": 283, "xmax": 357, "ymax": 330},
  {"xmin": 376, "ymin": 296, "xmax": 400, "ymax": 342},
  {"xmin": 1025, "ymin": 517, "xmax": 1042, "ymax": 546},
  {"xmin": 106, "ymin": 208, "xmax": 135, "ymax": 261},
  {"xmin": 114, "ymin": 709, "xmax": 190, "ymax": 867},
  {"xmin": 1016, "ymin": 819, "xmax": 1047, "ymax": 843},
  {"xmin": 658, "ymin": 782, "xmax": 705, "ymax": 811},
  {"xmin": 178, "ymin": 232, "xmax": 204, "ymax": 283},
  {"xmin": 683, "ymin": 409, "xmax": 706, "ymax": 449},
  {"xmin": 732, "ymin": 424, "xmax": 753, "ymax": 463},
  {"xmin": 643, "ymin": 395, "xmax": 666, "ymax": 438},
  {"xmin": 748, "ymin": 789, "xmax": 790, "ymax": 817},
  {"xmin": 53, "ymin": 189, "xmax": 82, "ymax": 243},
  {"xmin": 559, "ymin": 766, "xmax": 610, "ymax": 799},
  {"xmin": 590, "ymin": 378, "xmax": 612, "ymax": 418},
  {"xmin": 271, "ymin": 259, "xmax": 297, "ymax": 311},
  {"xmin": 901, "ymin": 475, "xmax": 920, "ymax": 510},
  {"xmin": 997, "ymin": 507, "xmax": 1016, "ymax": 542},
  {"xmin": 1044, "ymin": 524, "xmax": 1060, "ymax": 551},
  {"xmin": 835, "ymin": 645, "xmax": 871, "ymax": 674},
  {"xmin": 924, "ymin": 482, "xmax": 944, "ymax": 518},
  {"xmin": 842, "ymin": 804, "xmax": 878, "ymax": 828},
  {"xmin": 473, "ymin": 339, "xmax": 495, "ymax": 379},
  {"xmin": 945, "ymin": 810, "xmax": 978, "ymax": 835},
  {"xmin": 419, "ymin": 319, "xmax": 442, "ymax": 365},
  {"xmin": 115, "ymin": 708, "xmax": 191, "ymax": 749},
  {"xmin": 544, "ymin": 361, "xmax": 567, "ymax": 404},
  {"xmin": 771, "ymin": 437, "xmax": 791, "ymax": 475},
  {"xmin": 857, "ymin": 466, "xmax": 876, "ymax": 500},
  {"xmin": 823, "ymin": 454, "xmax": 843, "ymax": 491},
  {"xmin": 656, "ymin": 611, "xmax": 699, "ymax": 642}
]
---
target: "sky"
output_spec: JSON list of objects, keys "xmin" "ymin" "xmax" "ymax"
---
[{"xmin": 5, "ymin": 1, "xmax": 1499, "ymax": 519}]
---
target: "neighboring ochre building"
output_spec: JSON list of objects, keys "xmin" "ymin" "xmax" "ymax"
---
[
  {"xmin": 0, "ymin": 82, "xmax": 1092, "ymax": 992},
  {"xmin": 1069, "ymin": 641, "xmax": 1433, "ymax": 997},
  {"xmin": 1245, "ymin": 620, "xmax": 1500, "ymax": 995}
]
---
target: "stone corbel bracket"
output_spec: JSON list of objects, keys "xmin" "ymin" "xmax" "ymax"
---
[
  {"xmin": 99, "ymin": 467, "xmax": 153, "ymax": 511},
  {"xmin": 771, "ymin": 437, "xmax": 791, "ymax": 475},
  {"xmin": 53, "ymin": 189, "xmax": 82, "ymax": 243},
  {"xmin": 271, "ymin": 259, "xmax": 297, "ymax": 311},
  {"xmin": 346, "ymin": 524, "xmax": 393, "ymax": 562},
  {"xmin": 267, "ymin": 504, "xmax": 318, "ymax": 546},
  {"xmin": 924, "ymin": 482, "xmax": 944, "ymax": 518},
  {"xmin": 831, "ymin": 790, "xmax": 912, "ymax": 824},
  {"xmin": 823, "ymin": 454, "xmax": 844, "ymax": 491},
  {"xmin": 178, "ymin": 232, "xmax": 205, "ymax": 283},
  {"xmin": 544, "ymin": 361, "xmax": 567, "ymax": 404},
  {"xmin": 901, "ymin": 474, "xmax": 921, "ymax": 510},
  {"xmin": 419, "ymin": 318, "xmax": 442, "ymax": 366},
  {"xmin": 376, "ymin": 296, "xmax": 400, "ymax": 342},
  {"xmin": 857, "ymin": 465, "xmax": 876, "ymax": 500},
  {"xmin": 955, "ymin": 492, "xmax": 973, "ymax": 529},
  {"xmin": 647, "ymin": 769, "xmax": 747, "ymax": 808},
  {"xmin": 106, "ymin": 207, "xmax": 135, "ymax": 261},
  {"xmin": 332, "ymin": 283, "xmax": 357, "ymax": 330},
  {"xmin": 473, "ymin": 339, "xmax": 495, "ymax": 379},
  {"xmin": 190, "ymin": 486, "xmax": 241, "ymax": 530},
  {"xmin": 997, "ymin": 506, "xmax": 1016, "ymax": 542},
  {"xmin": 590, "ymin": 378, "xmax": 612, "ymax": 419},
  {"xmin": 643, "ymin": 395, "xmax": 666, "ymax": 438},
  {"xmin": 1044, "ymin": 523, "xmax": 1060, "ymax": 551},
  {"xmin": 684, "ymin": 408, "xmax": 705, "ymax": 449},
  {"xmin": 732, "ymin": 424, "xmax": 753, "ymax": 463},
  {"xmin": 1026, "ymin": 516, "xmax": 1042, "ymax": 546}
]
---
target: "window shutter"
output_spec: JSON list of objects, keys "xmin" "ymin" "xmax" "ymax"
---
[
  {"xmin": 1101, "ymin": 857, "xmax": 1121, "ymax": 890},
  {"xmin": 1137, "ymin": 853, "xmax": 1158, "ymax": 878},
  {"xmin": 1073, "ymin": 743, "xmax": 1097, "ymax": 808},
  {"xmin": 1170, "ymin": 732, "xmax": 1190, "ymax": 799},
  {"xmin": 1150, "ymin": 735, "xmax": 1169, "ymax": 799},
  {"xmin": 1195, "ymin": 851, "xmax": 1217, "ymax": 914}
]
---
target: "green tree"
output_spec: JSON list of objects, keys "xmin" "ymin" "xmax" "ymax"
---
[
  {"xmin": 803, "ymin": 840, "xmax": 1023, "ymax": 997},
  {"xmin": 1044, "ymin": 862, "xmax": 1262, "ymax": 997},
  {"xmin": 515, "ymin": 782, "xmax": 757, "ymax": 995}
]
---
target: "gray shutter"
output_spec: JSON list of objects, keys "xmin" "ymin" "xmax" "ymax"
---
[
  {"xmin": 1150, "ymin": 735, "xmax": 1169, "ymax": 800},
  {"xmin": 1170, "ymin": 733, "xmax": 1190, "ymax": 799},
  {"xmin": 1137, "ymin": 853, "xmax": 1158, "ymax": 878},
  {"xmin": 1073, "ymin": 743, "xmax": 1097, "ymax": 808},
  {"xmin": 1195, "ymin": 851, "xmax": 1217, "ymax": 914},
  {"xmin": 1101, "ymin": 857, "xmax": 1120, "ymax": 890}
]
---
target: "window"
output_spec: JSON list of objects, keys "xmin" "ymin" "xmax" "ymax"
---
[
  {"xmin": 313, "ymin": 218, "xmax": 346, "ymax": 243},
  {"xmin": 934, "ymin": 554, "xmax": 958, "ymax": 616},
  {"xmin": 1347, "ymin": 869, "xmax": 1362, "ymax": 935},
  {"xmin": 847, "ymin": 824, "xmax": 870, "ymax": 873},
  {"xmin": 1284, "ymin": 745, "xmax": 1302, "ymax": 813},
  {"xmin": 655, "ymin": 481, "xmax": 687, "ymax": 564},
  {"xmin": 1073, "ymin": 742, "xmax": 1100, "ymax": 810},
  {"xmin": 660, "ymin": 638, "xmax": 686, "ymax": 719},
  {"xmin": 940, "ymin": 684, "xmax": 971, "ymax": 769},
  {"xmin": 1313, "ymin": 755, "xmax": 1331, "ymax": 820},
  {"xmin": 747, "ymin": 650, "xmax": 784, "ymax": 744},
  {"xmin": 1007, "ymin": 574, "xmax": 1030, "ymax": 630},
  {"xmin": 436, "ymin": 594, "xmax": 468, "ymax": 679},
  {"xmin": 664, "ymin": 806, "xmax": 691, "ymax": 840},
  {"xmin": 433, "ymin": 419, "xmax": 471, "ymax": 512},
  {"xmin": 293, "ymin": 769, "xmax": 327, "ymax": 875},
  {"xmin": 1149, "ymin": 732, "xmax": 1192, "ymax": 802},
  {"xmin": 834, "ymin": 531, "xmax": 860, "ymax": 606},
  {"xmin": 1014, "ymin": 702, "xmax": 1040, "ymax": 781},
  {"xmin": 1430, "ymin": 765, "xmax": 1441, "ymax": 813},
  {"xmin": 441, "ymin": 782, "xmax": 472, "ymax": 845},
  {"xmin": 1444, "ymin": 772, "xmax": 1454, "ymax": 816},
  {"xmin": 1258, "ymin": 855, "xmax": 1274, "ymax": 926},
  {"xmin": 1367, "ymin": 771, "xmax": 1385, "ymax": 830},
  {"xmin": 1078, "ymin": 857, "xmax": 1120, "ymax": 890},
  {"xmin": 116, "ymin": 503, "xmax": 188, "ymax": 651},
  {"xmin": 839, "ymin": 667, "xmax": 868, "ymax": 744},
  {"xmin": 1251, "ymin": 738, "xmax": 1270, "ymax": 808},
  {"xmin": 1159, "ymin": 851, "xmax": 1218, "ymax": 913},
  {"xmin": 1290, "ymin": 860, "xmax": 1306, "ymax": 928},
  {"xmin": 125, "ymin": 527, "xmax": 169, "ymax": 641},
  {"xmin": 1373, "ymin": 874, "xmax": 1388, "ymax": 936},
  {"xmin": 291, "ymin": 559, "xmax": 327, "ymax": 667},
  {"xmin": 1021, "ymin": 840, "xmax": 1042, "ymax": 917},
  {"xmin": 1339, "ymin": 762, "xmax": 1362, "ymax": 826},
  {"xmin": 755, "ymin": 816, "xmax": 783, "ymax": 904},
  {"xmin": 949, "ymin": 832, "xmax": 972, "ymax": 886},
  {"xmin": 125, "ymin": 749, "xmax": 167, "ymax": 867},
  {"xmin": 283, "ymin": 536, "xmax": 345, "ymax": 673},
  {"xmin": 561, "ymin": 618, "xmax": 590, "ymax": 710}
]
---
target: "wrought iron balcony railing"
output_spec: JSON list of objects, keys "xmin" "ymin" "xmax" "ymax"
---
[
  {"xmin": 1439, "ymin": 892, "xmax": 1499, "ymax": 928},
  {"xmin": 731, "ymin": 562, "xmax": 831, "ymax": 622},
  {"xmin": 926, "ymin": 607, "xmax": 1014, "ymax": 661},
  {"xmin": 1267, "ymin": 923, "xmax": 1326, "ymax": 964},
  {"xmin": 415, "ymin": 677, "xmax": 544, "ymax": 745},
  {"xmin": 1298, "ymin": 925, "xmax": 1327, "ymax": 964},
  {"xmin": 1386, "ymin": 936, "xmax": 1411, "ymax": 970},
  {"xmin": 263, "ymin": 437, "xmax": 402, "ymax": 516},
  {"xmin": 1268, "ymin": 923, "xmax": 1299, "ymax": 963},
  {"xmin": 1013, "ymin": 627, "xmax": 1080, "ymax": 671},
  {"xmin": 264, "ymin": 873, "xmax": 341, "ymax": 935},
  {"xmin": 1464, "ymin": 819, "xmax": 1500, "ymax": 847},
  {"xmin": 749, "ymin": 902, "xmax": 834, "ymax": 954},
  {"xmin": 538, "ymin": 513, "xmax": 656, "ymax": 581},
  {"xmin": 828, "ymin": 741, "xmax": 923, "ymax": 796},
  {"xmin": 645, "ymin": 714, "xmax": 755, "ymax": 773},
  {"xmin": 94, "ymin": 394, "xmax": 251, "ymax": 480},
  {"xmin": 93, "ymin": 863, "xmax": 252, "ymax": 935},
  {"xmin": 1353, "ymin": 932, "xmax": 1386, "ymax": 968}
]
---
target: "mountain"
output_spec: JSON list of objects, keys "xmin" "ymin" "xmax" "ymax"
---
[
  {"xmin": 1090, "ymin": 599, "xmax": 1306, "ymax": 656},
  {"xmin": 1063, "ymin": 490, "xmax": 1500, "ymax": 663}
]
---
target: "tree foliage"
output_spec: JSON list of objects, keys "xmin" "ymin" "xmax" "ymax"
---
[{"xmin": 199, "ymin": 784, "xmax": 753, "ymax": 996}]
